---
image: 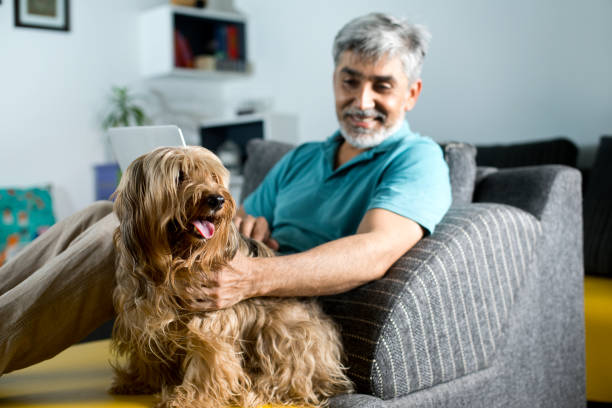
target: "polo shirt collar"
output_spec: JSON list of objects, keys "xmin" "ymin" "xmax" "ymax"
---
[{"xmin": 323, "ymin": 121, "xmax": 414, "ymax": 175}]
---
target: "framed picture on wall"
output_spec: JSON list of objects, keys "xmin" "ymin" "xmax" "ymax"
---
[{"xmin": 14, "ymin": 0, "xmax": 70, "ymax": 31}]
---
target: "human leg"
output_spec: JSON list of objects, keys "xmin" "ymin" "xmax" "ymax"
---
[
  {"xmin": 0, "ymin": 201, "xmax": 114, "ymax": 295},
  {"xmin": 0, "ymin": 201, "xmax": 118, "ymax": 374}
]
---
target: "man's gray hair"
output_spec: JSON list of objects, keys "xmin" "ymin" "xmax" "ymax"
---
[{"xmin": 332, "ymin": 13, "xmax": 431, "ymax": 84}]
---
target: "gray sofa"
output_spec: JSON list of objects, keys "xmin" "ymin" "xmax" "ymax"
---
[{"xmin": 241, "ymin": 139, "xmax": 585, "ymax": 408}]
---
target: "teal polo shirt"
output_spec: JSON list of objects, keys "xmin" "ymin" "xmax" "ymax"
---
[{"xmin": 243, "ymin": 121, "xmax": 451, "ymax": 254}]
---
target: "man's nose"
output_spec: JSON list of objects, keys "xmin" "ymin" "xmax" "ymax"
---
[{"xmin": 353, "ymin": 85, "xmax": 375, "ymax": 110}]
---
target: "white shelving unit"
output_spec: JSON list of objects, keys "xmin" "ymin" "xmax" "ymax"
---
[
  {"xmin": 200, "ymin": 113, "xmax": 298, "ymax": 145},
  {"xmin": 139, "ymin": 4, "xmax": 251, "ymax": 79},
  {"xmin": 199, "ymin": 113, "xmax": 298, "ymax": 200}
]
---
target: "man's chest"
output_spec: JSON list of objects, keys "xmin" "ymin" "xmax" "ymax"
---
[{"xmin": 272, "ymin": 159, "xmax": 387, "ymax": 235}]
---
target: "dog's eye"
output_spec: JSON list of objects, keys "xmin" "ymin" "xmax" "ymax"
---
[{"xmin": 178, "ymin": 170, "xmax": 185, "ymax": 184}]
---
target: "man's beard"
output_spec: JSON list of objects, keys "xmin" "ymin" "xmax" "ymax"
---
[{"xmin": 339, "ymin": 107, "xmax": 403, "ymax": 149}]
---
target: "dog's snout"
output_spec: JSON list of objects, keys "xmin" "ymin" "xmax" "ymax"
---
[{"xmin": 206, "ymin": 194, "xmax": 225, "ymax": 211}]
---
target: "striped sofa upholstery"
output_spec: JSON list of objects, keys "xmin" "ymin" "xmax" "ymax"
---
[
  {"xmin": 320, "ymin": 204, "xmax": 541, "ymax": 398},
  {"xmin": 242, "ymin": 141, "xmax": 585, "ymax": 407}
]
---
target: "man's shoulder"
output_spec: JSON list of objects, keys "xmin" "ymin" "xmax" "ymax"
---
[
  {"xmin": 268, "ymin": 140, "xmax": 327, "ymax": 181},
  {"xmin": 388, "ymin": 133, "xmax": 444, "ymax": 161},
  {"xmin": 288, "ymin": 140, "xmax": 327, "ymax": 160},
  {"xmin": 296, "ymin": 139, "xmax": 327, "ymax": 151}
]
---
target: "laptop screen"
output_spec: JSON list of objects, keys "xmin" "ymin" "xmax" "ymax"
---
[{"xmin": 108, "ymin": 125, "xmax": 187, "ymax": 172}]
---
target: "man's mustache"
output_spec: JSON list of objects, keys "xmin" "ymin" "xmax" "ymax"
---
[{"xmin": 343, "ymin": 108, "xmax": 386, "ymax": 122}]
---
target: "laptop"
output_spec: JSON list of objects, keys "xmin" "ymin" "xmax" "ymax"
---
[{"xmin": 108, "ymin": 125, "xmax": 187, "ymax": 172}]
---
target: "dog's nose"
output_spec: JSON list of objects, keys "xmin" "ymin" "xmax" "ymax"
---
[{"xmin": 206, "ymin": 194, "xmax": 225, "ymax": 211}]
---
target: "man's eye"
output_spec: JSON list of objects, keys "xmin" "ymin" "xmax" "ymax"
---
[
  {"xmin": 375, "ymin": 83, "xmax": 392, "ymax": 92},
  {"xmin": 343, "ymin": 79, "xmax": 358, "ymax": 87}
]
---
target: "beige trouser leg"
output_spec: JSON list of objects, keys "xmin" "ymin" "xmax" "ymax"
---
[{"xmin": 0, "ymin": 201, "xmax": 118, "ymax": 374}]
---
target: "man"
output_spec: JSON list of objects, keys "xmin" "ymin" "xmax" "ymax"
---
[
  {"xmin": 0, "ymin": 13, "xmax": 450, "ymax": 375},
  {"xmin": 186, "ymin": 13, "xmax": 451, "ymax": 311}
]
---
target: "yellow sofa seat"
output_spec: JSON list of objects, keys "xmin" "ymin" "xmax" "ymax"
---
[
  {"xmin": 585, "ymin": 275, "xmax": 612, "ymax": 402},
  {"xmin": 0, "ymin": 340, "xmax": 294, "ymax": 408}
]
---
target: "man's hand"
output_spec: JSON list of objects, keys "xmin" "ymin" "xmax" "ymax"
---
[
  {"xmin": 233, "ymin": 206, "xmax": 279, "ymax": 251},
  {"xmin": 182, "ymin": 251, "xmax": 257, "ymax": 311},
  {"xmin": 181, "ymin": 208, "xmax": 423, "ymax": 312},
  {"xmin": 180, "ymin": 206, "xmax": 277, "ymax": 312}
]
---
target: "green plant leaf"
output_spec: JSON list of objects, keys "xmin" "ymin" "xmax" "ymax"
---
[
  {"xmin": 131, "ymin": 107, "xmax": 146, "ymax": 125},
  {"xmin": 102, "ymin": 85, "xmax": 150, "ymax": 130}
]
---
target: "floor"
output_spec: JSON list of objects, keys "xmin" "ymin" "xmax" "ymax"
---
[
  {"xmin": 0, "ymin": 340, "xmax": 153, "ymax": 408},
  {"xmin": 0, "ymin": 339, "xmax": 287, "ymax": 408},
  {"xmin": 1, "ymin": 333, "xmax": 603, "ymax": 407}
]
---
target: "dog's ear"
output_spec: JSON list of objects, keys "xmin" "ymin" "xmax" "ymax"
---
[{"xmin": 113, "ymin": 155, "xmax": 175, "ymax": 284}]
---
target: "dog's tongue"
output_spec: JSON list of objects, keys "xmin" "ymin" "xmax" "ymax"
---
[{"xmin": 192, "ymin": 220, "xmax": 215, "ymax": 239}]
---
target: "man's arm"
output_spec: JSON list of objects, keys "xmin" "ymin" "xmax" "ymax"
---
[{"xmin": 186, "ymin": 207, "xmax": 423, "ymax": 310}]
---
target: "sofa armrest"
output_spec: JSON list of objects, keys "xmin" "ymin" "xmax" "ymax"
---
[
  {"xmin": 473, "ymin": 165, "xmax": 585, "ymax": 404},
  {"xmin": 473, "ymin": 164, "xmax": 580, "ymax": 220},
  {"xmin": 320, "ymin": 204, "xmax": 541, "ymax": 399}
]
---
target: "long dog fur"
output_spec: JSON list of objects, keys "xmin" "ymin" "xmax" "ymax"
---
[{"xmin": 110, "ymin": 146, "xmax": 353, "ymax": 408}]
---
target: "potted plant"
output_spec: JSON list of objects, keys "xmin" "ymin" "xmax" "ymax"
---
[{"xmin": 102, "ymin": 86, "xmax": 151, "ymax": 130}]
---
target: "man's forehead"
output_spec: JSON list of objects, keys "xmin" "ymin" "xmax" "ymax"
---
[
  {"xmin": 340, "ymin": 67, "xmax": 395, "ymax": 83},
  {"xmin": 335, "ymin": 51, "xmax": 405, "ymax": 81}
]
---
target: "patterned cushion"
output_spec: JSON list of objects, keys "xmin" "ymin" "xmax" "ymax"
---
[
  {"xmin": 241, "ymin": 139, "xmax": 477, "ymax": 205},
  {"xmin": 584, "ymin": 136, "xmax": 612, "ymax": 277},
  {"xmin": 0, "ymin": 186, "xmax": 55, "ymax": 266}
]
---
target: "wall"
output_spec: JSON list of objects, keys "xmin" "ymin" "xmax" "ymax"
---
[
  {"xmin": 1, "ymin": 0, "xmax": 611, "ymax": 220},
  {"xmin": 229, "ymin": 0, "xmax": 612, "ymax": 164},
  {"xmin": 0, "ymin": 0, "xmax": 159, "ymax": 220}
]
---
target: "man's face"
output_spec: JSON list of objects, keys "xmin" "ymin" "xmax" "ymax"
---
[{"xmin": 333, "ymin": 51, "xmax": 422, "ymax": 149}]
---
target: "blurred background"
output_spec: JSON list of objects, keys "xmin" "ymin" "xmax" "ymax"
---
[{"xmin": 0, "ymin": 0, "xmax": 611, "ymax": 220}]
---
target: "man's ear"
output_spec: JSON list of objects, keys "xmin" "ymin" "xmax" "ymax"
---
[{"xmin": 404, "ymin": 79, "xmax": 423, "ymax": 112}]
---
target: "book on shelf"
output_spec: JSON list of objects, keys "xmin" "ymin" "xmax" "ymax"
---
[
  {"xmin": 227, "ymin": 25, "xmax": 239, "ymax": 60},
  {"xmin": 214, "ymin": 24, "xmax": 227, "ymax": 60},
  {"xmin": 174, "ymin": 30, "xmax": 194, "ymax": 68},
  {"xmin": 212, "ymin": 23, "xmax": 246, "ymax": 71}
]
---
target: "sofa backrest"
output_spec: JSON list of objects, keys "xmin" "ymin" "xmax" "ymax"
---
[
  {"xmin": 240, "ymin": 139, "xmax": 477, "ymax": 205},
  {"xmin": 241, "ymin": 139, "xmax": 294, "ymax": 203},
  {"xmin": 475, "ymin": 137, "xmax": 578, "ymax": 168},
  {"xmin": 583, "ymin": 136, "xmax": 612, "ymax": 277}
]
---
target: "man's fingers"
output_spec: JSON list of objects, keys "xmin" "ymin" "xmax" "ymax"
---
[
  {"xmin": 180, "ymin": 251, "xmax": 253, "ymax": 312},
  {"xmin": 233, "ymin": 216, "xmax": 243, "ymax": 229},
  {"xmin": 265, "ymin": 237, "xmax": 280, "ymax": 251},
  {"xmin": 187, "ymin": 296, "xmax": 236, "ymax": 312},
  {"xmin": 184, "ymin": 289, "xmax": 219, "ymax": 312},
  {"xmin": 238, "ymin": 215, "xmax": 271, "ymax": 242},
  {"xmin": 251, "ymin": 217, "xmax": 270, "ymax": 242},
  {"xmin": 238, "ymin": 215, "xmax": 256, "ymax": 238},
  {"xmin": 187, "ymin": 298, "xmax": 218, "ymax": 312},
  {"xmin": 234, "ymin": 209, "xmax": 276, "ymax": 251}
]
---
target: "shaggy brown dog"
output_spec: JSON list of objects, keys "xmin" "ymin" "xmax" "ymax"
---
[{"xmin": 110, "ymin": 146, "xmax": 353, "ymax": 408}]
